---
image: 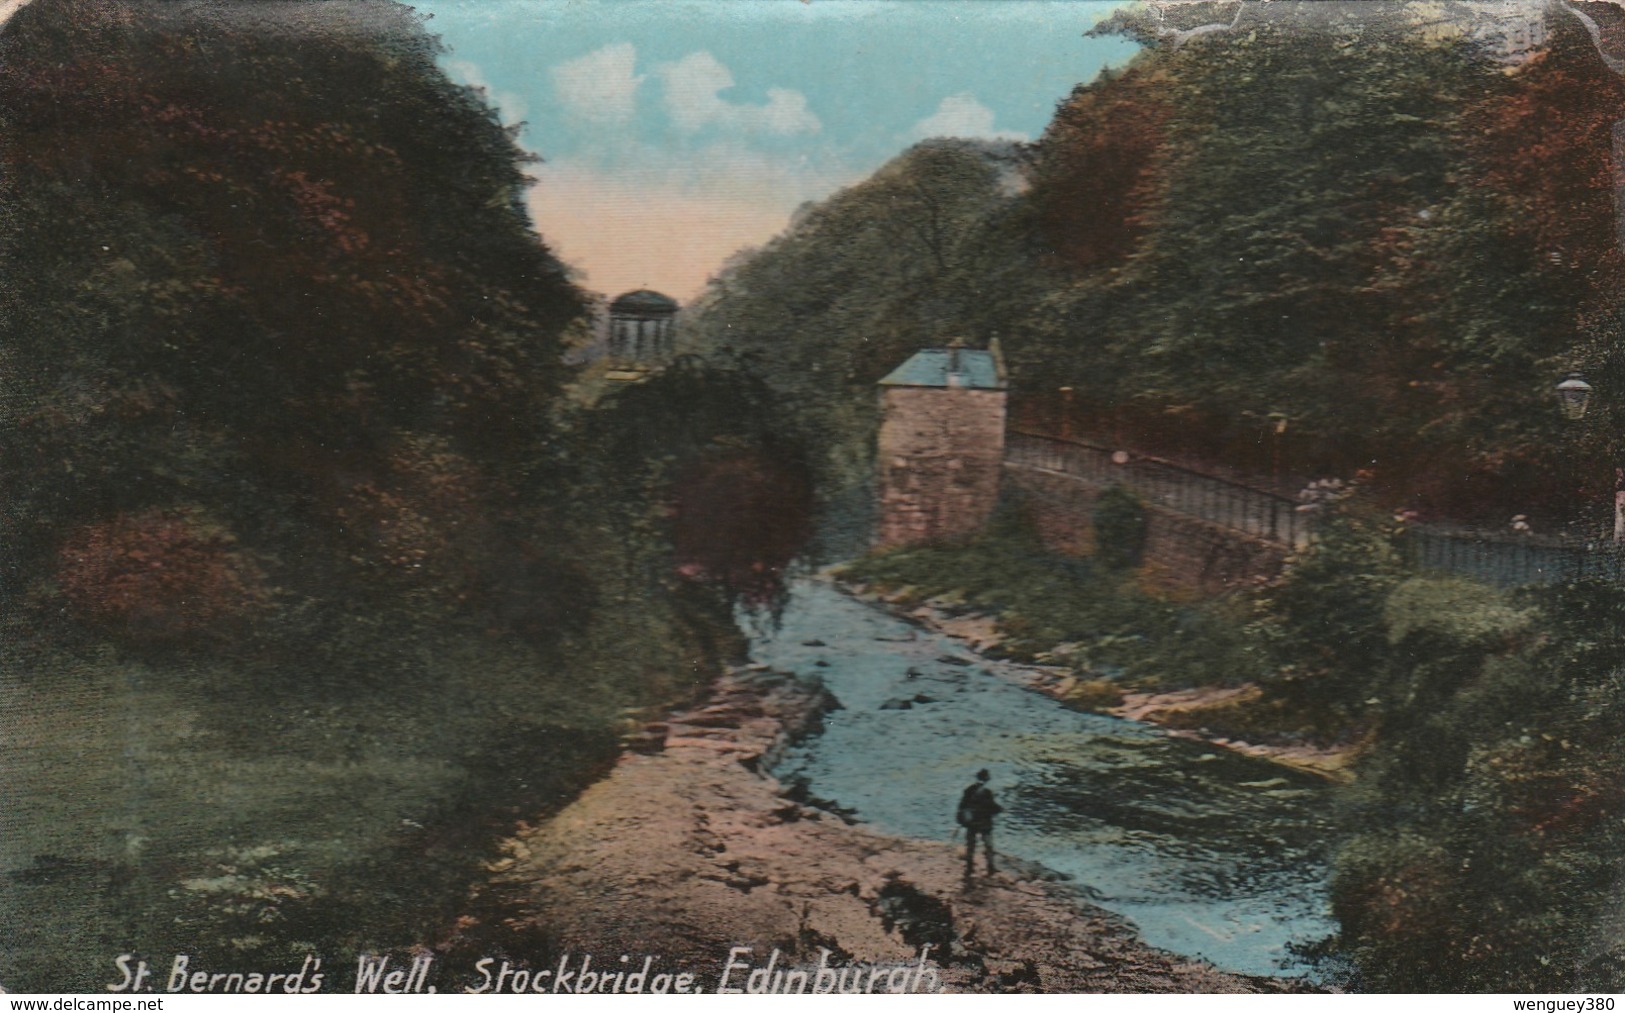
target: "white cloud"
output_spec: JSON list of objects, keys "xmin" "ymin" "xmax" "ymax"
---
[
  {"xmin": 443, "ymin": 58, "xmax": 529, "ymax": 126},
  {"xmin": 657, "ymin": 51, "xmax": 820, "ymax": 136},
  {"xmin": 550, "ymin": 42, "xmax": 643, "ymax": 124},
  {"xmin": 526, "ymin": 49, "xmax": 829, "ymax": 299},
  {"xmin": 909, "ymin": 93, "xmax": 1028, "ymax": 143}
]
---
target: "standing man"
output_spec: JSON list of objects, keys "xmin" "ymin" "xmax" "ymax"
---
[{"xmin": 956, "ymin": 769, "xmax": 1002, "ymax": 878}]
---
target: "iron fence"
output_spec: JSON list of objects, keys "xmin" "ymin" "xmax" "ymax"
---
[
  {"xmin": 1005, "ymin": 429, "xmax": 1312, "ymax": 549},
  {"xmin": 1401, "ymin": 527, "xmax": 1625, "ymax": 588},
  {"xmin": 1005, "ymin": 429, "xmax": 1625, "ymax": 588}
]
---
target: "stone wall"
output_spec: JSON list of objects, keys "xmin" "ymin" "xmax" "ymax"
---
[
  {"xmin": 875, "ymin": 386, "xmax": 1007, "ymax": 549},
  {"xmin": 1005, "ymin": 466, "xmax": 1288, "ymax": 593}
]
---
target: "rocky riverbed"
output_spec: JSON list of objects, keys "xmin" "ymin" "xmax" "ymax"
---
[
  {"xmin": 444, "ymin": 664, "xmax": 1313, "ymax": 994},
  {"xmin": 841, "ymin": 579, "xmax": 1362, "ymax": 782}
]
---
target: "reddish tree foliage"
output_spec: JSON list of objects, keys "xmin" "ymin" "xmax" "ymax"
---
[
  {"xmin": 670, "ymin": 452, "xmax": 815, "ymax": 610},
  {"xmin": 1465, "ymin": 30, "xmax": 1625, "ymax": 327},
  {"xmin": 333, "ymin": 436, "xmax": 493, "ymax": 582},
  {"xmin": 57, "ymin": 509, "xmax": 270, "ymax": 641},
  {"xmin": 1027, "ymin": 66, "xmax": 1172, "ymax": 271}
]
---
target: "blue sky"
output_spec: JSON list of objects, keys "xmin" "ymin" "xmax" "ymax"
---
[{"xmin": 407, "ymin": 0, "xmax": 1137, "ymax": 300}]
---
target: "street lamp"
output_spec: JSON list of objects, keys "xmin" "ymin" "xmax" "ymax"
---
[
  {"xmin": 1555, "ymin": 372, "xmax": 1621, "ymax": 543},
  {"xmin": 1556, "ymin": 373, "xmax": 1593, "ymax": 421}
]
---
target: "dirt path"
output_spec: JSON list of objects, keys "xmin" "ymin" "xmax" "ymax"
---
[{"xmin": 445, "ymin": 667, "xmax": 1313, "ymax": 994}]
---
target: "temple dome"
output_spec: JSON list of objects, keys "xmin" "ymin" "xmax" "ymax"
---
[{"xmin": 610, "ymin": 289, "xmax": 678, "ymax": 315}]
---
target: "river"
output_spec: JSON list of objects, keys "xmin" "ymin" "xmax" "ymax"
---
[{"xmin": 752, "ymin": 578, "xmax": 1337, "ymax": 980}]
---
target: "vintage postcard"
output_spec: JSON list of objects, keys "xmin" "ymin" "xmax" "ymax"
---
[{"xmin": 2, "ymin": 0, "xmax": 1622, "ymax": 998}]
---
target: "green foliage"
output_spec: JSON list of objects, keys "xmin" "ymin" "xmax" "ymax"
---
[
  {"xmin": 570, "ymin": 362, "xmax": 815, "ymax": 614},
  {"xmin": 681, "ymin": 139, "xmax": 1035, "ymax": 545},
  {"xmin": 1091, "ymin": 484, "xmax": 1148, "ymax": 571},
  {"xmin": 846, "ymin": 508, "xmax": 1262, "ymax": 688},
  {"xmin": 1329, "ymin": 578, "xmax": 1625, "ymax": 990},
  {"xmin": 687, "ymin": 6, "xmax": 1625, "ymax": 532},
  {"xmin": 0, "ymin": 0, "xmax": 585, "ymax": 630},
  {"xmin": 0, "ymin": 0, "xmax": 758, "ymax": 991},
  {"xmin": 1384, "ymin": 577, "xmax": 1531, "ymax": 651},
  {"xmin": 1255, "ymin": 501, "xmax": 1406, "ymax": 718}
]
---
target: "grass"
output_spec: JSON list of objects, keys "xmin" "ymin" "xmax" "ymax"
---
[
  {"xmin": 0, "ymin": 590, "xmax": 730, "ymax": 992},
  {"xmin": 843, "ymin": 515, "xmax": 1370, "ymax": 747},
  {"xmin": 846, "ymin": 517, "xmax": 1266, "ymax": 690}
]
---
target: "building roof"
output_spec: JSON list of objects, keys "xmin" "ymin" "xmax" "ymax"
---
[
  {"xmin": 610, "ymin": 289, "xmax": 679, "ymax": 315},
  {"xmin": 878, "ymin": 348, "xmax": 1005, "ymax": 390}
]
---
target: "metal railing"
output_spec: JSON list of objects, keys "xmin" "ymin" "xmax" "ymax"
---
[
  {"xmin": 1402, "ymin": 527, "xmax": 1625, "ymax": 587},
  {"xmin": 1005, "ymin": 429, "xmax": 1312, "ymax": 549},
  {"xmin": 1005, "ymin": 428, "xmax": 1624, "ymax": 588}
]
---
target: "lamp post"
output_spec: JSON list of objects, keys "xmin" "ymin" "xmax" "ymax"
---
[
  {"xmin": 1557, "ymin": 372, "xmax": 1592, "ymax": 420},
  {"xmin": 1268, "ymin": 412, "xmax": 1288, "ymax": 490},
  {"xmin": 1554, "ymin": 373, "xmax": 1622, "ymax": 542}
]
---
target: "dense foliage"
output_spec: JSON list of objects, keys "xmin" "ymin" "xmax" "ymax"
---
[
  {"xmin": 683, "ymin": 139, "xmax": 1033, "ymax": 549},
  {"xmin": 1090, "ymin": 485, "xmax": 1149, "ymax": 571},
  {"xmin": 0, "ymin": 0, "xmax": 804, "ymax": 990},
  {"xmin": 686, "ymin": 3, "xmax": 1625, "ymax": 531},
  {"xmin": 1269, "ymin": 511, "xmax": 1625, "ymax": 990},
  {"xmin": 0, "ymin": 0, "xmax": 591, "ymax": 635}
]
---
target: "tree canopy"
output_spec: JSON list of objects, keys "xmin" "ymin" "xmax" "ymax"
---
[
  {"xmin": 0, "ymin": 0, "xmax": 591, "ymax": 636},
  {"xmin": 685, "ymin": 2, "xmax": 1625, "ymax": 531}
]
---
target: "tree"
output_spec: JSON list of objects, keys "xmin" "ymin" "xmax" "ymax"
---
[
  {"xmin": 683, "ymin": 139, "xmax": 1024, "ymax": 545},
  {"xmin": 0, "ymin": 0, "xmax": 586, "ymax": 634}
]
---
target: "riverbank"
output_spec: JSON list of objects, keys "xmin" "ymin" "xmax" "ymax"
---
[
  {"xmin": 444, "ymin": 664, "xmax": 1312, "ymax": 994},
  {"xmin": 837, "ymin": 576, "xmax": 1362, "ymax": 783}
]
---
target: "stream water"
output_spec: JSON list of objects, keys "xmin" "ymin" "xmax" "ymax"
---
[{"xmin": 753, "ymin": 579, "xmax": 1337, "ymax": 980}]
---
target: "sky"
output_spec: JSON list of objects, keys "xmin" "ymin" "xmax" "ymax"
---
[{"xmin": 406, "ymin": 0, "xmax": 1138, "ymax": 302}]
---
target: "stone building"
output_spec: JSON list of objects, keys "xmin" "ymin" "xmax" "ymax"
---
[{"xmin": 874, "ymin": 342, "xmax": 1008, "ymax": 549}]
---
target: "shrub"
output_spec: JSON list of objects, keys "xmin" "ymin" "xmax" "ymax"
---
[
  {"xmin": 57, "ymin": 507, "xmax": 270, "ymax": 641},
  {"xmin": 333, "ymin": 434, "xmax": 489, "ymax": 584},
  {"xmin": 1091, "ymin": 484, "xmax": 1147, "ymax": 570},
  {"xmin": 1255, "ymin": 500, "xmax": 1404, "ymax": 718},
  {"xmin": 1327, "ymin": 579, "xmax": 1625, "ymax": 990},
  {"xmin": 1060, "ymin": 677, "xmax": 1125, "ymax": 711}
]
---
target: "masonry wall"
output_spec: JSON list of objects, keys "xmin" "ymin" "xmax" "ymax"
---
[
  {"xmin": 1005, "ymin": 466, "xmax": 1288, "ymax": 593},
  {"xmin": 875, "ymin": 386, "xmax": 1007, "ymax": 549}
]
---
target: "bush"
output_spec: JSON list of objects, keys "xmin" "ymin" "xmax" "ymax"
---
[
  {"xmin": 1091, "ymin": 484, "xmax": 1147, "ymax": 571},
  {"xmin": 1327, "ymin": 579, "xmax": 1625, "ymax": 990},
  {"xmin": 1060, "ymin": 677, "xmax": 1125, "ymax": 711},
  {"xmin": 1255, "ymin": 500, "xmax": 1404, "ymax": 718},
  {"xmin": 56, "ymin": 507, "xmax": 270, "ymax": 642}
]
